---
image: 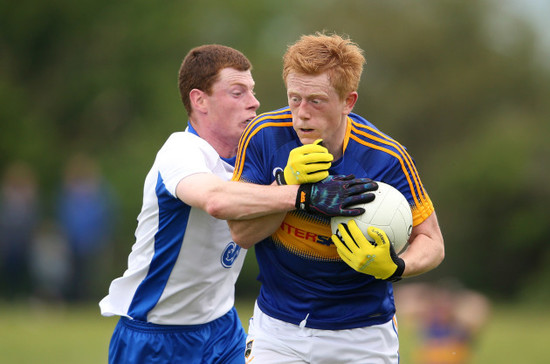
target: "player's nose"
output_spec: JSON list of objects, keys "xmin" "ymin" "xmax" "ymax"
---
[{"xmin": 247, "ymin": 91, "xmax": 260, "ymax": 111}]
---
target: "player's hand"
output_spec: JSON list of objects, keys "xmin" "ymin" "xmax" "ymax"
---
[
  {"xmin": 331, "ymin": 221, "xmax": 405, "ymax": 281},
  {"xmin": 296, "ymin": 175, "xmax": 378, "ymax": 217},
  {"xmin": 277, "ymin": 139, "xmax": 333, "ymax": 185}
]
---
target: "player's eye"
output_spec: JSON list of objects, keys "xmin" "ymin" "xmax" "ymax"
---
[{"xmin": 289, "ymin": 96, "xmax": 301, "ymax": 104}]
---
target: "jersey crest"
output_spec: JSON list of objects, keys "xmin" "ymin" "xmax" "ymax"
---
[{"xmin": 221, "ymin": 241, "xmax": 242, "ymax": 268}]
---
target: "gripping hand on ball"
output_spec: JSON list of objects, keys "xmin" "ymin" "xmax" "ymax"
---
[
  {"xmin": 296, "ymin": 175, "xmax": 378, "ymax": 217},
  {"xmin": 277, "ymin": 139, "xmax": 333, "ymax": 185},
  {"xmin": 332, "ymin": 221, "xmax": 405, "ymax": 281}
]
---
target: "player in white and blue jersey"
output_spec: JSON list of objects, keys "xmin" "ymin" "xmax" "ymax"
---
[
  {"xmin": 100, "ymin": 44, "xmax": 378, "ymax": 364},
  {"xmin": 230, "ymin": 33, "xmax": 445, "ymax": 363},
  {"xmin": 99, "ymin": 44, "xmax": 261, "ymax": 364}
]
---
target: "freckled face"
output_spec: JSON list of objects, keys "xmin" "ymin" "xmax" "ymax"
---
[{"xmin": 286, "ymin": 72, "xmax": 352, "ymax": 156}]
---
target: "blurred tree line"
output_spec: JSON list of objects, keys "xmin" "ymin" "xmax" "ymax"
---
[{"xmin": 1, "ymin": 0, "xmax": 549, "ymax": 303}]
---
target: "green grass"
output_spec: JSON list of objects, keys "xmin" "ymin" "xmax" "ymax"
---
[
  {"xmin": 470, "ymin": 304, "xmax": 550, "ymax": 364},
  {"xmin": 0, "ymin": 300, "xmax": 547, "ymax": 363},
  {"xmin": 0, "ymin": 302, "xmax": 116, "ymax": 363}
]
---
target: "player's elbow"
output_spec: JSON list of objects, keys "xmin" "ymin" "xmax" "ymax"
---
[
  {"xmin": 428, "ymin": 237, "xmax": 445, "ymax": 271},
  {"xmin": 436, "ymin": 240, "xmax": 445, "ymax": 266},
  {"xmin": 204, "ymin": 197, "xmax": 230, "ymax": 220},
  {"xmin": 231, "ymin": 234, "xmax": 255, "ymax": 250},
  {"xmin": 232, "ymin": 235, "xmax": 255, "ymax": 250},
  {"xmin": 228, "ymin": 221, "xmax": 255, "ymax": 249}
]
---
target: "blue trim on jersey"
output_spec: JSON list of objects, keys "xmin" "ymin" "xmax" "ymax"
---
[
  {"xmin": 128, "ymin": 172, "xmax": 190, "ymax": 321},
  {"xmin": 187, "ymin": 121, "xmax": 198, "ymax": 136},
  {"xmin": 221, "ymin": 155, "xmax": 236, "ymax": 167}
]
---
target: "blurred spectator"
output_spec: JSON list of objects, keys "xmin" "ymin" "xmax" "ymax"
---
[
  {"xmin": 0, "ymin": 161, "xmax": 40, "ymax": 300},
  {"xmin": 30, "ymin": 219, "xmax": 71, "ymax": 303},
  {"xmin": 395, "ymin": 280, "xmax": 491, "ymax": 364},
  {"xmin": 57, "ymin": 154, "xmax": 117, "ymax": 302}
]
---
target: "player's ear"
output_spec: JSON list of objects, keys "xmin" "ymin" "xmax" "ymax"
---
[
  {"xmin": 343, "ymin": 91, "xmax": 358, "ymax": 115},
  {"xmin": 190, "ymin": 89, "xmax": 208, "ymax": 114}
]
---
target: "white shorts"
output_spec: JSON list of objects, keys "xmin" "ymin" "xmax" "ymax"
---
[{"xmin": 245, "ymin": 302, "xmax": 400, "ymax": 364}]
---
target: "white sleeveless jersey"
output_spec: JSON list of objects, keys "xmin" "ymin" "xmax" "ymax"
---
[{"xmin": 99, "ymin": 129, "xmax": 246, "ymax": 325}]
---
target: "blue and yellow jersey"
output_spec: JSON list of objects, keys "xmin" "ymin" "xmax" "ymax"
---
[{"xmin": 233, "ymin": 107, "xmax": 434, "ymax": 330}]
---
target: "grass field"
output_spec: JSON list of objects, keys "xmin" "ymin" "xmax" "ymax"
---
[{"xmin": 0, "ymin": 299, "xmax": 548, "ymax": 363}]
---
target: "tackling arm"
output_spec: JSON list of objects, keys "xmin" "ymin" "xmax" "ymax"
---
[
  {"xmin": 228, "ymin": 175, "xmax": 379, "ymax": 249},
  {"xmin": 189, "ymin": 140, "xmax": 378, "ymax": 249},
  {"xmin": 228, "ymin": 212, "xmax": 286, "ymax": 249},
  {"xmin": 176, "ymin": 173, "xmax": 298, "ymax": 221},
  {"xmin": 180, "ymin": 138, "xmax": 334, "ymax": 220},
  {"xmin": 178, "ymin": 174, "xmax": 298, "ymax": 249}
]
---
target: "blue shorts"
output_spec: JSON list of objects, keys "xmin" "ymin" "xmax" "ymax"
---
[{"xmin": 108, "ymin": 307, "xmax": 246, "ymax": 364}]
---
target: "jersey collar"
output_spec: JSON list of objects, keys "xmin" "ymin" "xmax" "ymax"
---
[
  {"xmin": 342, "ymin": 116, "xmax": 352, "ymax": 154},
  {"xmin": 186, "ymin": 121, "xmax": 236, "ymax": 167}
]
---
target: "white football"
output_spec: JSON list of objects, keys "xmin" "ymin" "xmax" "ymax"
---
[{"xmin": 331, "ymin": 181, "xmax": 413, "ymax": 254}]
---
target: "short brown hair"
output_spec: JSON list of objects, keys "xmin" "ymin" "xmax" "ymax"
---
[
  {"xmin": 282, "ymin": 32, "xmax": 365, "ymax": 100},
  {"xmin": 178, "ymin": 44, "xmax": 252, "ymax": 115}
]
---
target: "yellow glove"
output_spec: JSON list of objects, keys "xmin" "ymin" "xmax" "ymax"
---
[
  {"xmin": 331, "ymin": 221, "xmax": 405, "ymax": 281},
  {"xmin": 277, "ymin": 139, "xmax": 333, "ymax": 185}
]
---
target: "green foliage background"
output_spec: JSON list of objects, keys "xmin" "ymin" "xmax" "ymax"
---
[{"xmin": 2, "ymin": 0, "xmax": 549, "ymax": 303}]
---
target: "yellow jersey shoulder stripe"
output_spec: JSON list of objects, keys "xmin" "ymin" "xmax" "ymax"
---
[{"xmin": 348, "ymin": 119, "xmax": 433, "ymax": 224}]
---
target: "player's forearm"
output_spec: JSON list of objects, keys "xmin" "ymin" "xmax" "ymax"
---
[
  {"xmin": 401, "ymin": 235, "xmax": 444, "ymax": 277},
  {"xmin": 177, "ymin": 174, "xmax": 298, "ymax": 221},
  {"xmin": 207, "ymin": 181, "xmax": 298, "ymax": 220},
  {"xmin": 400, "ymin": 213, "xmax": 444, "ymax": 278},
  {"xmin": 228, "ymin": 212, "xmax": 286, "ymax": 249}
]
